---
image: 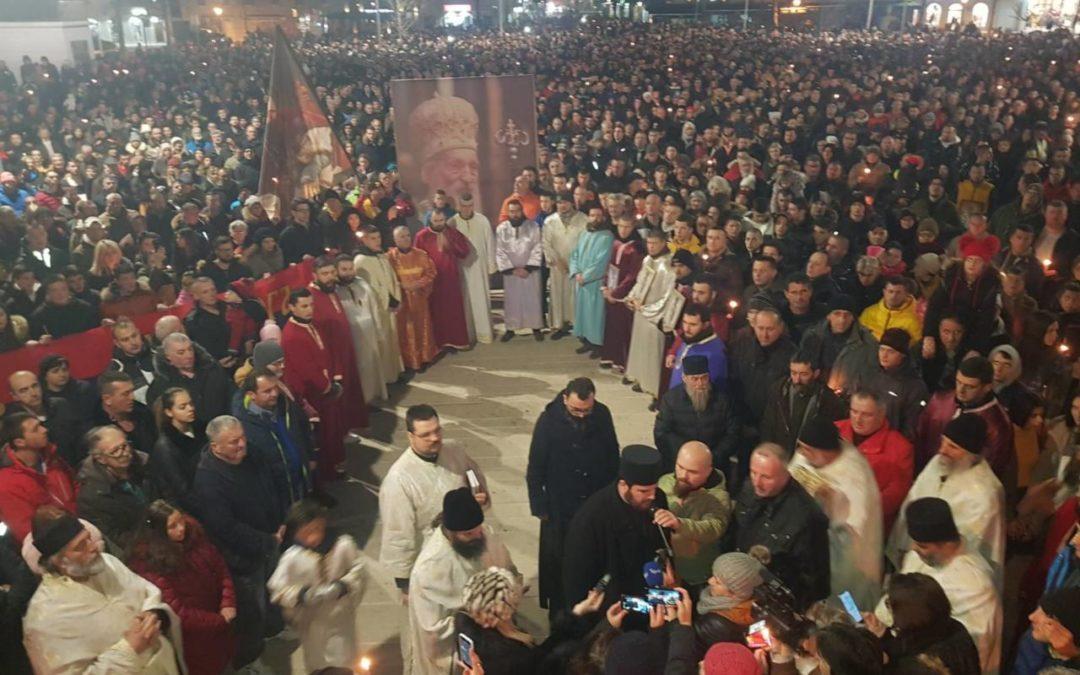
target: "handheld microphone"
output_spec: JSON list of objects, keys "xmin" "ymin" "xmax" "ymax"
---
[
  {"xmin": 650, "ymin": 507, "xmax": 675, "ymax": 560},
  {"xmin": 642, "ymin": 561, "xmax": 664, "ymax": 587}
]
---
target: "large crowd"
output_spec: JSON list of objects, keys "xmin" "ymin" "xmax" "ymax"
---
[{"xmin": 0, "ymin": 16, "xmax": 1079, "ymax": 675}]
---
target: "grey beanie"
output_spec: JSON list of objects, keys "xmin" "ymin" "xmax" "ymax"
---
[
  {"xmin": 711, "ymin": 552, "xmax": 764, "ymax": 600},
  {"xmin": 252, "ymin": 340, "xmax": 284, "ymax": 368}
]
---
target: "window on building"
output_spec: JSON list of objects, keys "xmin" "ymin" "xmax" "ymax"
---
[
  {"xmin": 924, "ymin": 2, "xmax": 942, "ymax": 25},
  {"xmin": 946, "ymin": 2, "xmax": 964, "ymax": 24},
  {"xmin": 971, "ymin": 1, "xmax": 990, "ymax": 25}
]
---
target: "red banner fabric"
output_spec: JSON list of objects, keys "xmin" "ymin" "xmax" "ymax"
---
[{"xmin": 0, "ymin": 261, "xmax": 314, "ymax": 404}]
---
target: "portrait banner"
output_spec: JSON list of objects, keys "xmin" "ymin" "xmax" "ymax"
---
[{"xmin": 390, "ymin": 75, "xmax": 538, "ymax": 220}]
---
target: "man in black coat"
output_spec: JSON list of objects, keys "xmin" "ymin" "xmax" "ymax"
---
[
  {"xmin": 146, "ymin": 332, "xmax": 235, "ymax": 424},
  {"xmin": 91, "ymin": 370, "xmax": 158, "ymax": 458},
  {"xmin": 28, "ymin": 276, "xmax": 98, "ymax": 340},
  {"xmin": 5, "ymin": 370, "xmax": 85, "ymax": 467},
  {"xmin": 194, "ymin": 415, "xmax": 284, "ymax": 669},
  {"xmin": 728, "ymin": 307, "xmax": 797, "ymax": 430},
  {"xmin": 728, "ymin": 443, "xmax": 830, "ymax": 610},
  {"xmin": 759, "ymin": 350, "xmax": 847, "ymax": 456},
  {"xmin": 561, "ymin": 445, "xmax": 671, "ymax": 617},
  {"xmin": 104, "ymin": 319, "xmax": 156, "ymax": 404},
  {"xmin": 0, "ymin": 525, "xmax": 37, "ymax": 675},
  {"xmin": 653, "ymin": 355, "xmax": 740, "ymax": 477},
  {"xmin": 526, "ymin": 377, "xmax": 619, "ymax": 621}
]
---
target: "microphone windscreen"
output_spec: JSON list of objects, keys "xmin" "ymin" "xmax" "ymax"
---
[{"xmin": 643, "ymin": 560, "xmax": 663, "ymax": 587}]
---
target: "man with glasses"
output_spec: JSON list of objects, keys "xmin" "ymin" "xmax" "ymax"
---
[
  {"xmin": 76, "ymin": 425, "xmax": 153, "ymax": 551},
  {"xmin": 526, "ymin": 377, "xmax": 619, "ymax": 622}
]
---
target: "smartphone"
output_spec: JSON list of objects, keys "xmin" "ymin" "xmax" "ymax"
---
[
  {"xmin": 646, "ymin": 588, "xmax": 680, "ymax": 606},
  {"xmin": 457, "ymin": 633, "xmax": 474, "ymax": 667},
  {"xmin": 620, "ymin": 595, "xmax": 652, "ymax": 614},
  {"xmin": 466, "ymin": 469, "xmax": 480, "ymax": 492},
  {"xmin": 746, "ymin": 619, "xmax": 771, "ymax": 649},
  {"xmin": 839, "ymin": 591, "xmax": 862, "ymax": 623},
  {"xmin": 593, "ymin": 573, "xmax": 612, "ymax": 593}
]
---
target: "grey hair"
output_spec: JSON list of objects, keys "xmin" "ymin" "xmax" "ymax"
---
[
  {"xmin": 751, "ymin": 442, "xmax": 790, "ymax": 465},
  {"xmin": 161, "ymin": 332, "xmax": 191, "ymax": 353},
  {"xmin": 84, "ymin": 425, "xmax": 123, "ymax": 456},
  {"xmin": 206, "ymin": 415, "xmax": 242, "ymax": 442},
  {"xmin": 856, "ymin": 255, "xmax": 883, "ymax": 273}
]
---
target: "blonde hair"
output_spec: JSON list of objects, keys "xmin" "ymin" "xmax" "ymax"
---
[{"xmin": 89, "ymin": 239, "xmax": 123, "ymax": 277}]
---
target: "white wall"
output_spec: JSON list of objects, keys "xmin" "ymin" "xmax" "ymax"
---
[{"xmin": 0, "ymin": 21, "xmax": 93, "ymax": 74}]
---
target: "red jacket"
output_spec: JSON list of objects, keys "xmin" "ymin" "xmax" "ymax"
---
[
  {"xmin": 129, "ymin": 520, "xmax": 237, "ymax": 675},
  {"xmin": 836, "ymin": 419, "xmax": 913, "ymax": 532},
  {"xmin": 0, "ymin": 443, "xmax": 78, "ymax": 542}
]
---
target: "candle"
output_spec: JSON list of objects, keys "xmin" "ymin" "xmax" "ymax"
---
[{"xmin": 1043, "ymin": 259, "xmax": 1053, "ymax": 268}]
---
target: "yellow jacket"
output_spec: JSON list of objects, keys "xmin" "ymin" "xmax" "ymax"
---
[
  {"xmin": 956, "ymin": 180, "xmax": 994, "ymax": 216},
  {"xmin": 859, "ymin": 297, "xmax": 922, "ymax": 344}
]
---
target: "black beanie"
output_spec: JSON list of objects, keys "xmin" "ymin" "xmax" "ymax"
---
[
  {"xmin": 797, "ymin": 415, "xmax": 841, "ymax": 452},
  {"xmin": 942, "ymin": 414, "xmax": 987, "ymax": 454},
  {"xmin": 620, "ymin": 445, "xmax": 663, "ymax": 486},
  {"xmin": 828, "ymin": 293, "xmax": 856, "ymax": 315},
  {"xmin": 879, "ymin": 327, "xmax": 911, "ymax": 355},
  {"xmin": 1040, "ymin": 586, "xmax": 1080, "ymax": 645},
  {"xmin": 905, "ymin": 497, "xmax": 960, "ymax": 543},
  {"xmin": 442, "ymin": 487, "xmax": 484, "ymax": 532}
]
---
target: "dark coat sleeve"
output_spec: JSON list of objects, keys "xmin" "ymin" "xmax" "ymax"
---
[
  {"xmin": 712, "ymin": 394, "xmax": 741, "ymax": 470},
  {"xmin": 594, "ymin": 405, "xmax": 620, "ymax": 488},
  {"xmin": 194, "ymin": 471, "xmax": 275, "ymax": 572},
  {"xmin": 654, "ymin": 392, "xmax": 690, "ymax": 461},
  {"xmin": 149, "ymin": 437, "xmax": 201, "ymax": 516},
  {"xmin": 799, "ymin": 510, "xmax": 832, "ymax": 607},
  {"xmin": 664, "ymin": 624, "xmax": 699, "ymax": 675},
  {"xmin": 526, "ymin": 412, "xmax": 552, "ymax": 519},
  {"xmin": 561, "ymin": 504, "xmax": 606, "ymax": 610}
]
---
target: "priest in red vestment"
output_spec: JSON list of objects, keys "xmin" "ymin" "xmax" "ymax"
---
[
  {"xmin": 281, "ymin": 288, "xmax": 352, "ymax": 481},
  {"xmin": 413, "ymin": 210, "xmax": 473, "ymax": 351},
  {"xmin": 309, "ymin": 255, "xmax": 368, "ymax": 423}
]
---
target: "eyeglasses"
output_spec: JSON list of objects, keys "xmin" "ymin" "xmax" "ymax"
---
[{"xmin": 100, "ymin": 441, "xmax": 130, "ymax": 458}]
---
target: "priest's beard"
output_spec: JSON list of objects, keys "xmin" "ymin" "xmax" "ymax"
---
[
  {"xmin": 509, "ymin": 217, "xmax": 524, "ymax": 229},
  {"xmin": 939, "ymin": 451, "xmax": 977, "ymax": 476},
  {"xmin": 450, "ymin": 535, "xmax": 487, "ymax": 559},
  {"xmin": 64, "ymin": 553, "xmax": 107, "ymax": 579},
  {"xmin": 687, "ymin": 386, "xmax": 710, "ymax": 412},
  {"xmin": 315, "ymin": 280, "xmax": 336, "ymax": 293},
  {"xmin": 339, "ymin": 273, "xmax": 355, "ymax": 285}
]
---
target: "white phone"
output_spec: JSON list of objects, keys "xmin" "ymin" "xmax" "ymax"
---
[{"xmin": 466, "ymin": 469, "xmax": 480, "ymax": 492}]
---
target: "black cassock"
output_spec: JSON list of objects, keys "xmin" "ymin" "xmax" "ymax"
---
[{"xmin": 561, "ymin": 483, "xmax": 669, "ymax": 611}]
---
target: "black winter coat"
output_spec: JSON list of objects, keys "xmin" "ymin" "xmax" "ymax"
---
[
  {"xmin": 146, "ymin": 343, "xmax": 234, "ymax": 425},
  {"xmin": 91, "ymin": 400, "xmax": 158, "ymax": 458},
  {"xmin": 653, "ymin": 385, "xmax": 740, "ymax": 473},
  {"xmin": 194, "ymin": 448, "xmax": 284, "ymax": 574},
  {"xmin": 924, "ymin": 266, "xmax": 1001, "ymax": 354},
  {"xmin": 759, "ymin": 379, "xmax": 847, "ymax": 456},
  {"xmin": 728, "ymin": 333, "xmax": 796, "ymax": 426},
  {"xmin": 76, "ymin": 452, "xmax": 155, "ymax": 552},
  {"xmin": 882, "ymin": 617, "xmax": 981, "ymax": 675},
  {"xmin": 729, "ymin": 479, "xmax": 830, "ymax": 610},
  {"xmin": 149, "ymin": 422, "xmax": 208, "ymax": 517},
  {"xmin": 0, "ymin": 531, "xmax": 37, "ymax": 675},
  {"xmin": 871, "ymin": 362, "xmax": 929, "ymax": 441},
  {"xmin": 526, "ymin": 395, "xmax": 620, "ymax": 524},
  {"xmin": 561, "ymin": 483, "xmax": 669, "ymax": 611}
]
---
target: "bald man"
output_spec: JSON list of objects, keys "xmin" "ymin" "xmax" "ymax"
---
[
  {"xmin": 655, "ymin": 441, "xmax": 733, "ymax": 587},
  {"xmin": 5, "ymin": 370, "xmax": 84, "ymax": 466}
]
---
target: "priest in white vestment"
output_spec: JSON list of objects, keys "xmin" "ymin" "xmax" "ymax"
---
[
  {"xmin": 336, "ymin": 255, "xmax": 388, "ymax": 401},
  {"xmin": 408, "ymin": 487, "xmax": 519, "ymax": 675},
  {"xmin": 888, "ymin": 414, "xmax": 1006, "ymax": 589},
  {"xmin": 23, "ymin": 513, "xmax": 186, "ymax": 675},
  {"xmin": 877, "ymin": 497, "xmax": 1003, "ymax": 675},
  {"xmin": 495, "ymin": 200, "xmax": 544, "ymax": 340},
  {"xmin": 789, "ymin": 415, "xmax": 883, "ymax": 608},
  {"xmin": 448, "ymin": 193, "xmax": 496, "ymax": 344},
  {"xmin": 625, "ymin": 230, "xmax": 685, "ymax": 399},
  {"xmin": 354, "ymin": 226, "xmax": 404, "ymax": 386},
  {"xmin": 543, "ymin": 194, "xmax": 587, "ymax": 338}
]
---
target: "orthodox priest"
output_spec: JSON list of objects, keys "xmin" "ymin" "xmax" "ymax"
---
[
  {"xmin": 561, "ymin": 445, "xmax": 670, "ymax": 613},
  {"xmin": 496, "ymin": 199, "xmax": 544, "ymax": 342},
  {"xmin": 414, "ymin": 210, "xmax": 473, "ymax": 351},
  {"xmin": 599, "ymin": 216, "xmax": 644, "ymax": 371},
  {"xmin": 353, "ymin": 225, "xmax": 405, "ymax": 387},
  {"xmin": 569, "ymin": 204, "xmax": 614, "ymax": 358},
  {"xmin": 389, "ymin": 225, "xmax": 439, "ymax": 371},
  {"xmin": 335, "ymin": 253, "xmax": 388, "ymax": 402},
  {"xmin": 308, "ymin": 256, "xmax": 368, "ymax": 427},
  {"xmin": 281, "ymin": 288, "xmax": 349, "ymax": 480},
  {"xmin": 626, "ymin": 229, "xmax": 685, "ymax": 402},
  {"xmin": 543, "ymin": 192, "xmax": 587, "ymax": 339},
  {"xmin": 447, "ymin": 193, "xmax": 496, "ymax": 344}
]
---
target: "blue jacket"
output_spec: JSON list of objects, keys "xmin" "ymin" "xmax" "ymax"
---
[
  {"xmin": 0, "ymin": 187, "xmax": 29, "ymax": 215},
  {"xmin": 234, "ymin": 390, "xmax": 314, "ymax": 510}
]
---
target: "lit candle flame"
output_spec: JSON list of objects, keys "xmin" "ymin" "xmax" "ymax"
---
[
  {"xmin": 1061, "ymin": 344, "xmax": 1071, "ymax": 354},
  {"xmin": 728, "ymin": 300, "xmax": 739, "ymax": 309},
  {"xmin": 358, "ymin": 656, "xmax": 372, "ymax": 671},
  {"xmin": 1043, "ymin": 259, "xmax": 1053, "ymax": 268}
]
